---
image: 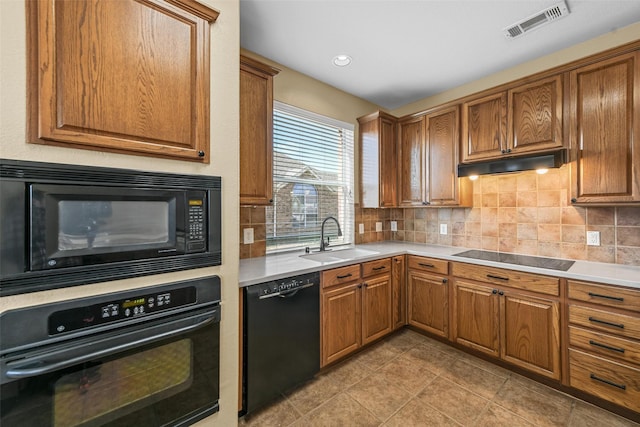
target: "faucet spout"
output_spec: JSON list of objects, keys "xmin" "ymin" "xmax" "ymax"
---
[{"xmin": 320, "ymin": 216, "xmax": 342, "ymax": 251}]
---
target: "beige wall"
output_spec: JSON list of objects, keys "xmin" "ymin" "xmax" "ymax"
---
[
  {"xmin": 392, "ymin": 21, "xmax": 640, "ymax": 117},
  {"xmin": 0, "ymin": 0, "xmax": 239, "ymax": 425},
  {"xmin": 240, "ymin": 48, "xmax": 382, "ymax": 204}
]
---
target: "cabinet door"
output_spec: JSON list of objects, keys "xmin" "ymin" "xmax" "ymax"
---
[
  {"xmin": 570, "ymin": 51, "xmax": 640, "ymax": 204},
  {"xmin": 501, "ymin": 292, "xmax": 561, "ymax": 380},
  {"xmin": 408, "ymin": 270, "xmax": 449, "ymax": 338},
  {"xmin": 362, "ymin": 275, "xmax": 393, "ymax": 345},
  {"xmin": 425, "ymin": 105, "xmax": 471, "ymax": 206},
  {"xmin": 398, "ymin": 116, "xmax": 426, "ymax": 206},
  {"xmin": 452, "ymin": 280, "xmax": 500, "ymax": 357},
  {"xmin": 392, "ymin": 255, "xmax": 406, "ymax": 330},
  {"xmin": 508, "ymin": 75, "xmax": 564, "ymax": 154},
  {"xmin": 28, "ymin": 0, "xmax": 218, "ymax": 162},
  {"xmin": 461, "ymin": 92, "xmax": 507, "ymax": 162},
  {"xmin": 322, "ymin": 283, "xmax": 361, "ymax": 366},
  {"xmin": 379, "ymin": 117, "xmax": 398, "ymax": 207},
  {"xmin": 240, "ymin": 57, "xmax": 279, "ymax": 205}
]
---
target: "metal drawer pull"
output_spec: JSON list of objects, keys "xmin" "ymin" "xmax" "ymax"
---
[
  {"xmin": 337, "ymin": 273, "xmax": 353, "ymax": 279},
  {"xmin": 487, "ymin": 274, "xmax": 509, "ymax": 281},
  {"xmin": 589, "ymin": 374, "xmax": 626, "ymax": 390},
  {"xmin": 588, "ymin": 292, "xmax": 624, "ymax": 302},
  {"xmin": 589, "ymin": 340, "xmax": 625, "ymax": 353},
  {"xmin": 372, "ymin": 266, "xmax": 386, "ymax": 271},
  {"xmin": 419, "ymin": 263, "xmax": 435, "ymax": 268},
  {"xmin": 588, "ymin": 317, "xmax": 625, "ymax": 329}
]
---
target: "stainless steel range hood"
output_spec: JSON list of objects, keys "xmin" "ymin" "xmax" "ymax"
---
[{"xmin": 457, "ymin": 150, "xmax": 566, "ymax": 177}]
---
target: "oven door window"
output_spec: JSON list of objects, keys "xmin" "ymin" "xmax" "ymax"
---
[{"xmin": 1, "ymin": 322, "xmax": 219, "ymax": 427}]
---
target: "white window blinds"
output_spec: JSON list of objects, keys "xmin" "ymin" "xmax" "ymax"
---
[{"xmin": 266, "ymin": 102, "xmax": 354, "ymax": 253}]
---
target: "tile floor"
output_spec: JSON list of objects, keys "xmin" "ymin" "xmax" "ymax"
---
[{"xmin": 239, "ymin": 329, "xmax": 640, "ymax": 427}]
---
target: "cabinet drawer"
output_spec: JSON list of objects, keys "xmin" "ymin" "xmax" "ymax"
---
[
  {"xmin": 407, "ymin": 256, "xmax": 448, "ymax": 275},
  {"xmin": 569, "ymin": 349, "xmax": 640, "ymax": 413},
  {"xmin": 569, "ymin": 326, "xmax": 640, "ymax": 366},
  {"xmin": 568, "ymin": 280, "xmax": 640, "ymax": 313},
  {"xmin": 451, "ymin": 263, "xmax": 559, "ymax": 296},
  {"xmin": 322, "ymin": 264, "xmax": 361, "ymax": 289},
  {"xmin": 569, "ymin": 305, "xmax": 640, "ymax": 341},
  {"xmin": 362, "ymin": 258, "xmax": 391, "ymax": 278}
]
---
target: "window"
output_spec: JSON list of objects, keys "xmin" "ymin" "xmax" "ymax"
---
[{"xmin": 266, "ymin": 102, "xmax": 354, "ymax": 252}]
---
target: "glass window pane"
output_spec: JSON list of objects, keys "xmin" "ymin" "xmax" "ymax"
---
[{"xmin": 267, "ymin": 102, "xmax": 354, "ymax": 252}]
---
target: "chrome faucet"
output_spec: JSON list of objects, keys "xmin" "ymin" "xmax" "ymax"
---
[{"xmin": 319, "ymin": 216, "xmax": 342, "ymax": 251}]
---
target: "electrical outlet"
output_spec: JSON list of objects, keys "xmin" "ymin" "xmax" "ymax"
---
[
  {"xmin": 359, "ymin": 223, "xmax": 365, "ymax": 234},
  {"xmin": 243, "ymin": 228, "xmax": 254, "ymax": 244},
  {"xmin": 586, "ymin": 230, "xmax": 600, "ymax": 246},
  {"xmin": 390, "ymin": 221, "xmax": 398, "ymax": 232},
  {"xmin": 375, "ymin": 222, "xmax": 383, "ymax": 232},
  {"xmin": 440, "ymin": 223, "xmax": 448, "ymax": 235}
]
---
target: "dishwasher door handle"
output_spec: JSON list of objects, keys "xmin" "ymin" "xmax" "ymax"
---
[
  {"xmin": 258, "ymin": 282, "xmax": 317, "ymax": 299},
  {"xmin": 4, "ymin": 312, "xmax": 218, "ymax": 380}
]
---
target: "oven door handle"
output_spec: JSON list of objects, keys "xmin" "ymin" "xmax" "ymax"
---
[{"xmin": 5, "ymin": 312, "xmax": 217, "ymax": 380}]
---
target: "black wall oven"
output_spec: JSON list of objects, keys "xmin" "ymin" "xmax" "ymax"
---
[
  {"xmin": 0, "ymin": 276, "xmax": 221, "ymax": 427},
  {"xmin": 0, "ymin": 159, "xmax": 221, "ymax": 296}
]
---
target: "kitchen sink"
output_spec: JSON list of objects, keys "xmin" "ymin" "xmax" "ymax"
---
[{"xmin": 300, "ymin": 247, "xmax": 379, "ymax": 263}]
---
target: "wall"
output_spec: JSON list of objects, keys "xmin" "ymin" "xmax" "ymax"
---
[
  {"xmin": 240, "ymin": 49, "xmax": 380, "ymax": 258},
  {"xmin": 357, "ymin": 167, "xmax": 640, "ymax": 265},
  {"xmin": 0, "ymin": 1, "xmax": 240, "ymax": 425}
]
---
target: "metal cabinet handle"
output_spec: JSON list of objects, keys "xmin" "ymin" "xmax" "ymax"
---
[
  {"xmin": 372, "ymin": 266, "xmax": 386, "ymax": 271},
  {"xmin": 419, "ymin": 263, "xmax": 435, "ymax": 268},
  {"xmin": 589, "ymin": 374, "xmax": 626, "ymax": 390},
  {"xmin": 6, "ymin": 313, "xmax": 217, "ymax": 379},
  {"xmin": 337, "ymin": 273, "xmax": 353, "ymax": 279},
  {"xmin": 442, "ymin": 278, "xmax": 448, "ymax": 284},
  {"xmin": 498, "ymin": 290, "xmax": 504, "ymax": 296},
  {"xmin": 588, "ymin": 340, "xmax": 625, "ymax": 354},
  {"xmin": 492, "ymin": 289, "xmax": 498, "ymax": 294},
  {"xmin": 487, "ymin": 274, "xmax": 509, "ymax": 281},
  {"xmin": 588, "ymin": 317, "xmax": 624, "ymax": 329},
  {"xmin": 588, "ymin": 292, "xmax": 624, "ymax": 302}
]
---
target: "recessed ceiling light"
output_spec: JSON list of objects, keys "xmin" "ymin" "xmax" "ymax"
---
[{"xmin": 333, "ymin": 55, "xmax": 352, "ymax": 67}]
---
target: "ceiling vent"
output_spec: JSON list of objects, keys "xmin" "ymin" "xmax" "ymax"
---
[{"xmin": 503, "ymin": 1, "xmax": 570, "ymax": 39}]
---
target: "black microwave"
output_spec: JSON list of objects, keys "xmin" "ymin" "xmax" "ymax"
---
[{"xmin": 0, "ymin": 159, "xmax": 221, "ymax": 296}]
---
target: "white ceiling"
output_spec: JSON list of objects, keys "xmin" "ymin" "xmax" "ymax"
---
[{"xmin": 240, "ymin": 0, "xmax": 640, "ymax": 110}]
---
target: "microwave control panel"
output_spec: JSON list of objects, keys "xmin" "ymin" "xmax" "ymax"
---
[
  {"xmin": 186, "ymin": 192, "xmax": 206, "ymax": 252},
  {"xmin": 48, "ymin": 286, "xmax": 197, "ymax": 335}
]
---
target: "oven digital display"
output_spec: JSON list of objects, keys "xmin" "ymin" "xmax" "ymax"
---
[
  {"xmin": 123, "ymin": 298, "xmax": 145, "ymax": 309},
  {"xmin": 48, "ymin": 286, "xmax": 197, "ymax": 335}
]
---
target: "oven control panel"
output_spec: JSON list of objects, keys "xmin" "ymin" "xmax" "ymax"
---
[
  {"xmin": 254, "ymin": 272, "xmax": 319, "ymax": 299},
  {"xmin": 48, "ymin": 286, "xmax": 197, "ymax": 335}
]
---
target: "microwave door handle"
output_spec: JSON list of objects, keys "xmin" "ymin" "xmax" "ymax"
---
[{"xmin": 5, "ymin": 313, "xmax": 217, "ymax": 380}]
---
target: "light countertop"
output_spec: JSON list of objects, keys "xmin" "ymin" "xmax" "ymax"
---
[{"xmin": 239, "ymin": 242, "xmax": 640, "ymax": 289}]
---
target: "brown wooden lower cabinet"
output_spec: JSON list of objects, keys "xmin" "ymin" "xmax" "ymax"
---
[
  {"xmin": 451, "ymin": 263, "xmax": 561, "ymax": 380},
  {"xmin": 408, "ymin": 270, "xmax": 449, "ymax": 338},
  {"xmin": 391, "ymin": 255, "xmax": 406, "ymax": 330},
  {"xmin": 321, "ymin": 259, "xmax": 394, "ymax": 367},
  {"xmin": 567, "ymin": 279, "xmax": 640, "ymax": 416},
  {"xmin": 322, "ymin": 281, "xmax": 361, "ymax": 367},
  {"xmin": 569, "ymin": 349, "xmax": 640, "ymax": 413}
]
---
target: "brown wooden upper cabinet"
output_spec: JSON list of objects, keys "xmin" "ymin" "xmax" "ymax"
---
[
  {"xmin": 569, "ymin": 51, "xmax": 640, "ymax": 205},
  {"xmin": 461, "ymin": 75, "xmax": 564, "ymax": 163},
  {"xmin": 358, "ymin": 111, "xmax": 398, "ymax": 208},
  {"xmin": 27, "ymin": 0, "xmax": 219, "ymax": 162},
  {"xmin": 398, "ymin": 108, "xmax": 471, "ymax": 207},
  {"xmin": 240, "ymin": 56, "xmax": 280, "ymax": 206},
  {"xmin": 425, "ymin": 106, "xmax": 472, "ymax": 206},
  {"xmin": 398, "ymin": 115, "xmax": 426, "ymax": 206}
]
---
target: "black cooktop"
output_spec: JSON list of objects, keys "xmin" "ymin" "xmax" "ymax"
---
[{"xmin": 453, "ymin": 250, "xmax": 575, "ymax": 272}]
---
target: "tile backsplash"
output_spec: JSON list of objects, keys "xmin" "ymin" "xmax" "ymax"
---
[
  {"xmin": 355, "ymin": 166, "xmax": 640, "ymax": 266},
  {"xmin": 244, "ymin": 166, "xmax": 640, "ymax": 265}
]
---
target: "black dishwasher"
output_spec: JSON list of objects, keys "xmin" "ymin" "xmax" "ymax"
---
[{"xmin": 242, "ymin": 271, "xmax": 320, "ymax": 415}]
